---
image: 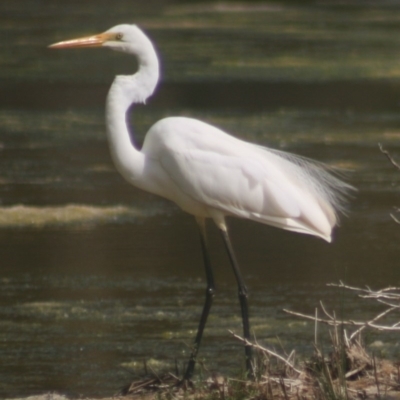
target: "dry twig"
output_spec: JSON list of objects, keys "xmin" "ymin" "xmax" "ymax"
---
[
  {"xmin": 284, "ymin": 282, "xmax": 400, "ymax": 343},
  {"xmin": 379, "ymin": 144, "xmax": 400, "ymax": 223},
  {"xmin": 379, "ymin": 143, "xmax": 400, "ymax": 171},
  {"xmin": 229, "ymin": 330, "xmax": 303, "ymax": 375}
]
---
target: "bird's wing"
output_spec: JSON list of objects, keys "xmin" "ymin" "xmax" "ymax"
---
[
  {"xmin": 159, "ymin": 146, "xmax": 306, "ymax": 221},
  {"xmin": 144, "ymin": 117, "xmax": 349, "ymax": 239},
  {"xmin": 159, "ymin": 146, "xmax": 339, "ymax": 240}
]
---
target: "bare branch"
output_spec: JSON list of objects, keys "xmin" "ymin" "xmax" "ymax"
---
[
  {"xmin": 328, "ymin": 281, "xmax": 400, "ymax": 301},
  {"xmin": 391, "ymin": 213, "xmax": 400, "ymax": 224},
  {"xmin": 285, "ymin": 282, "xmax": 400, "ymax": 345},
  {"xmin": 283, "ymin": 308, "xmax": 335, "ymax": 325},
  {"xmin": 349, "ymin": 305, "xmax": 397, "ymax": 340},
  {"xmin": 379, "ymin": 143, "xmax": 400, "ymax": 171},
  {"xmin": 327, "ymin": 281, "xmax": 373, "ymax": 295},
  {"xmin": 345, "ymin": 364, "xmax": 369, "ymax": 379},
  {"xmin": 229, "ymin": 330, "xmax": 303, "ymax": 375},
  {"xmin": 283, "ymin": 307, "xmax": 400, "ymax": 332},
  {"xmin": 379, "ymin": 145, "xmax": 400, "ymax": 225},
  {"xmin": 319, "ymin": 301, "xmax": 335, "ymax": 320},
  {"xmin": 377, "ymin": 299, "xmax": 400, "ymax": 308}
]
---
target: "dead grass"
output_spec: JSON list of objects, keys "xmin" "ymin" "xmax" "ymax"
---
[
  {"xmin": 116, "ymin": 363, "xmax": 400, "ymax": 400},
  {"xmin": 118, "ymin": 283, "xmax": 400, "ymax": 400},
  {"xmin": 116, "ymin": 340, "xmax": 400, "ymax": 400}
]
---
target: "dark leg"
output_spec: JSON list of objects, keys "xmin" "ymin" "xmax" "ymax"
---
[
  {"xmin": 220, "ymin": 228, "xmax": 254, "ymax": 378},
  {"xmin": 184, "ymin": 218, "xmax": 215, "ymax": 380}
]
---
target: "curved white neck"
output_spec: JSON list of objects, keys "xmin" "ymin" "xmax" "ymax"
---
[{"xmin": 105, "ymin": 31, "xmax": 159, "ymax": 185}]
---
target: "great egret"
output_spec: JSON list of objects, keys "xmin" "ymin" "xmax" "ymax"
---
[{"xmin": 50, "ymin": 24, "xmax": 353, "ymax": 379}]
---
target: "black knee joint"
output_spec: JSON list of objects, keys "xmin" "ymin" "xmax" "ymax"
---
[{"xmin": 238, "ymin": 287, "xmax": 248, "ymax": 298}]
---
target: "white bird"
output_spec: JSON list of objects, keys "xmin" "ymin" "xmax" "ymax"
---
[{"xmin": 50, "ymin": 24, "xmax": 353, "ymax": 379}]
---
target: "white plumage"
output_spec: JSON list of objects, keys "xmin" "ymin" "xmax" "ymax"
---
[{"xmin": 141, "ymin": 116, "xmax": 349, "ymax": 241}]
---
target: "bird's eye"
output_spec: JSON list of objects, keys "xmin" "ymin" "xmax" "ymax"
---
[{"xmin": 115, "ymin": 33, "xmax": 123, "ymax": 41}]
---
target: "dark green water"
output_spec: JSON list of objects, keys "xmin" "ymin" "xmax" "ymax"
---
[{"xmin": 1, "ymin": 1, "xmax": 400, "ymax": 398}]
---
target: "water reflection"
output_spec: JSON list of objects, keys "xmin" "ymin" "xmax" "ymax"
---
[{"xmin": 1, "ymin": 0, "xmax": 400, "ymax": 398}]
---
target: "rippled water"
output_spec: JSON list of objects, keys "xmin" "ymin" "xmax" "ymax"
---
[{"xmin": 2, "ymin": 1, "xmax": 400, "ymax": 398}]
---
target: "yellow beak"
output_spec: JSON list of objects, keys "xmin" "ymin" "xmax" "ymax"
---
[{"xmin": 49, "ymin": 32, "xmax": 113, "ymax": 49}]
